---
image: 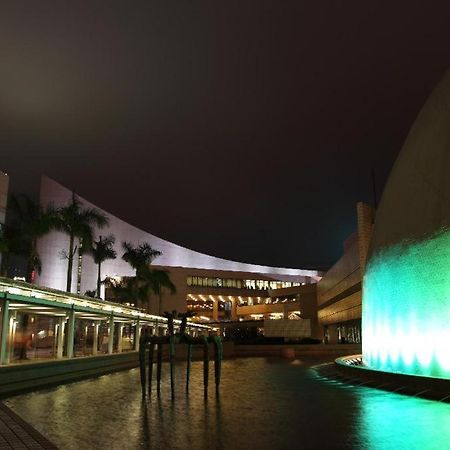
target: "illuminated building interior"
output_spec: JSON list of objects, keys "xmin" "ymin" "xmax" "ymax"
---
[
  {"xmin": 186, "ymin": 293, "xmax": 301, "ymax": 322},
  {"xmin": 187, "ymin": 276, "xmax": 306, "ymax": 290},
  {"xmin": 183, "ymin": 271, "xmax": 316, "ymax": 326}
]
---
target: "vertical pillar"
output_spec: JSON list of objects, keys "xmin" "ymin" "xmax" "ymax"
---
[
  {"xmin": 93, "ymin": 322, "xmax": 99, "ymax": 356},
  {"xmin": 108, "ymin": 313, "xmax": 114, "ymax": 354},
  {"xmin": 0, "ymin": 300, "xmax": 9, "ymax": 365},
  {"xmin": 57, "ymin": 317, "xmax": 65, "ymax": 359},
  {"xmin": 231, "ymin": 299, "xmax": 237, "ymax": 320},
  {"xmin": 212, "ymin": 299, "xmax": 219, "ymax": 321},
  {"xmin": 67, "ymin": 307, "xmax": 75, "ymax": 358},
  {"xmin": 283, "ymin": 305, "xmax": 289, "ymax": 320},
  {"xmin": 8, "ymin": 317, "xmax": 16, "ymax": 364},
  {"xmin": 117, "ymin": 324, "xmax": 123, "ymax": 353},
  {"xmin": 134, "ymin": 319, "xmax": 141, "ymax": 351}
]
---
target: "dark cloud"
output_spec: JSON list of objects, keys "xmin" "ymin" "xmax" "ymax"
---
[{"xmin": 1, "ymin": 1, "xmax": 449, "ymax": 268}]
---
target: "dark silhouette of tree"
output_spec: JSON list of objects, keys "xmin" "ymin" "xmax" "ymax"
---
[
  {"xmin": 121, "ymin": 242, "xmax": 169, "ymax": 312},
  {"xmin": 83, "ymin": 235, "xmax": 117, "ymax": 298},
  {"xmin": 145, "ymin": 267, "xmax": 176, "ymax": 315},
  {"xmin": 121, "ymin": 242, "xmax": 161, "ymax": 274},
  {"xmin": 55, "ymin": 194, "xmax": 108, "ymax": 293},
  {"xmin": 8, "ymin": 194, "xmax": 58, "ymax": 281},
  {"xmin": 103, "ymin": 276, "xmax": 143, "ymax": 307},
  {"xmin": 0, "ymin": 224, "xmax": 12, "ymax": 276}
]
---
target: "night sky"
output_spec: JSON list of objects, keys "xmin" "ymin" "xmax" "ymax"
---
[{"xmin": 1, "ymin": 2, "xmax": 449, "ymax": 269}]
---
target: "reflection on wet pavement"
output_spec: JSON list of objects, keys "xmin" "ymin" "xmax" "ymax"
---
[{"xmin": 5, "ymin": 357, "xmax": 450, "ymax": 450}]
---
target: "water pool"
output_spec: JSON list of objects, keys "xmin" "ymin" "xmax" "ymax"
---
[{"xmin": 5, "ymin": 357, "xmax": 450, "ymax": 449}]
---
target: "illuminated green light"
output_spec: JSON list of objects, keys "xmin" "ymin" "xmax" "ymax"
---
[
  {"xmin": 362, "ymin": 229, "xmax": 450, "ymax": 379},
  {"xmin": 358, "ymin": 387, "xmax": 450, "ymax": 448}
]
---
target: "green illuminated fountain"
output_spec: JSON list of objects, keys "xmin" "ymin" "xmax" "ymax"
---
[{"xmin": 362, "ymin": 70, "xmax": 450, "ymax": 379}]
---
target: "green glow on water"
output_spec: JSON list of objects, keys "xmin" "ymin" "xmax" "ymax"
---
[
  {"xmin": 358, "ymin": 389, "xmax": 450, "ymax": 450},
  {"xmin": 363, "ymin": 229, "xmax": 450, "ymax": 379}
]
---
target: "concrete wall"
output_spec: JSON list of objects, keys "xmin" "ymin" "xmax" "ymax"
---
[
  {"xmin": 316, "ymin": 202, "xmax": 374, "ymax": 342},
  {"xmin": 318, "ymin": 290, "xmax": 361, "ymax": 325},
  {"xmin": 317, "ymin": 239, "xmax": 360, "ymax": 307},
  {"xmin": 263, "ymin": 319, "xmax": 311, "ymax": 338},
  {"xmin": 0, "ymin": 352, "xmax": 139, "ymax": 398},
  {"xmin": 234, "ymin": 343, "xmax": 361, "ymax": 358}
]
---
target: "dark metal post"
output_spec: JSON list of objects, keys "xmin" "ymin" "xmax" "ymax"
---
[
  {"xmin": 213, "ymin": 336, "xmax": 223, "ymax": 393},
  {"xmin": 169, "ymin": 336, "xmax": 176, "ymax": 399},
  {"xmin": 186, "ymin": 343, "xmax": 192, "ymax": 393},
  {"xmin": 203, "ymin": 336, "xmax": 209, "ymax": 396},
  {"xmin": 371, "ymin": 168, "xmax": 378, "ymax": 210},
  {"xmin": 157, "ymin": 343, "xmax": 163, "ymax": 395},
  {"xmin": 139, "ymin": 335, "xmax": 146, "ymax": 397},
  {"xmin": 148, "ymin": 343, "xmax": 154, "ymax": 396}
]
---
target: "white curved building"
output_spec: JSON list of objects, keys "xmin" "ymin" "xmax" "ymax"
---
[{"xmin": 37, "ymin": 176, "xmax": 320, "ymax": 322}]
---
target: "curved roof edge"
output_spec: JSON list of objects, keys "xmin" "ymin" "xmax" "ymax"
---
[
  {"xmin": 369, "ymin": 69, "xmax": 450, "ymax": 256},
  {"xmin": 36, "ymin": 176, "xmax": 320, "ymax": 292}
]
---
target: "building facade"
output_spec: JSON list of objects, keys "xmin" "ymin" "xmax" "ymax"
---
[
  {"xmin": 316, "ymin": 202, "xmax": 374, "ymax": 344},
  {"xmin": 36, "ymin": 176, "xmax": 321, "ymax": 338}
]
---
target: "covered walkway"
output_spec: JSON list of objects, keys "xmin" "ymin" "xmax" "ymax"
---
[{"xmin": 0, "ymin": 278, "xmax": 209, "ymax": 366}]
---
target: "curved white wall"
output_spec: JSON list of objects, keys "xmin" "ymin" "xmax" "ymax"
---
[{"xmin": 36, "ymin": 176, "xmax": 320, "ymax": 293}]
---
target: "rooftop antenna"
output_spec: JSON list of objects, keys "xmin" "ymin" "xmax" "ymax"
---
[{"xmin": 371, "ymin": 168, "xmax": 378, "ymax": 210}]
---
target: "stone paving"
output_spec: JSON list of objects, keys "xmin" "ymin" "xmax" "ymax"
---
[{"xmin": 0, "ymin": 403, "xmax": 57, "ymax": 449}]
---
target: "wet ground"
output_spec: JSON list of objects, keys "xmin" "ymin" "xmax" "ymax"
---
[{"xmin": 5, "ymin": 357, "xmax": 450, "ymax": 449}]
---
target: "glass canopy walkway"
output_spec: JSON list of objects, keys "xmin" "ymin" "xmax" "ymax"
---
[{"xmin": 0, "ymin": 277, "xmax": 210, "ymax": 365}]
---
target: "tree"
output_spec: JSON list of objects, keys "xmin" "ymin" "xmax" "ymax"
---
[
  {"xmin": 8, "ymin": 194, "xmax": 58, "ymax": 282},
  {"xmin": 103, "ymin": 276, "xmax": 145, "ymax": 308},
  {"xmin": 84, "ymin": 289, "xmax": 97, "ymax": 298},
  {"xmin": 83, "ymin": 235, "xmax": 117, "ymax": 298},
  {"xmin": 120, "ymin": 242, "xmax": 163, "ymax": 311},
  {"xmin": 146, "ymin": 267, "xmax": 176, "ymax": 315},
  {"xmin": 0, "ymin": 225, "xmax": 11, "ymax": 277},
  {"xmin": 55, "ymin": 194, "xmax": 108, "ymax": 293},
  {"xmin": 121, "ymin": 242, "xmax": 161, "ymax": 274}
]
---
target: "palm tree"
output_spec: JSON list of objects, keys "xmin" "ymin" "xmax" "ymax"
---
[
  {"xmin": 103, "ymin": 276, "xmax": 145, "ymax": 307},
  {"xmin": 121, "ymin": 242, "xmax": 162, "ymax": 311},
  {"xmin": 55, "ymin": 193, "xmax": 108, "ymax": 293},
  {"xmin": 8, "ymin": 194, "xmax": 58, "ymax": 282},
  {"xmin": 147, "ymin": 267, "xmax": 176, "ymax": 315},
  {"xmin": 83, "ymin": 235, "xmax": 117, "ymax": 298},
  {"xmin": 121, "ymin": 242, "xmax": 161, "ymax": 274},
  {"xmin": 0, "ymin": 227, "xmax": 10, "ymax": 277}
]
